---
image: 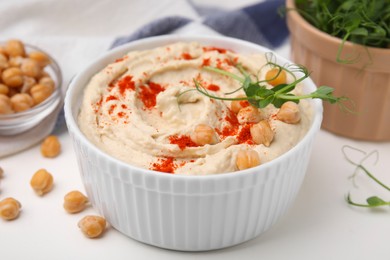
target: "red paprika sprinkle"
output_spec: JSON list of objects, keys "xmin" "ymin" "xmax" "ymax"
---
[
  {"xmin": 151, "ymin": 157, "xmax": 175, "ymax": 173},
  {"xmin": 216, "ymin": 110, "xmax": 240, "ymax": 138},
  {"xmin": 114, "ymin": 55, "xmax": 127, "ymax": 63},
  {"xmin": 117, "ymin": 111, "xmax": 126, "ymax": 118},
  {"xmin": 94, "ymin": 96, "xmax": 103, "ymax": 113},
  {"xmin": 237, "ymin": 123, "xmax": 254, "ymax": 144},
  {"xmin": 202, "ymin": 46, "xmax": 228, "ymax": 53},
  {"xmin": 206, "ymin": 84, "xmax": 220, "ymax": 92},
  {"xmin": 108, "ymin": 104, "xmax": 117, "ymax": 115},
  {"xmin": 169, "ymin": 135, "xmax": 198, "ymax": 150},
  {"xmin": 202, "ymin": 58, "xmax": 211, "ymax": 66},
  {"xmin": 118, "ymin": 75, "xmax": 136, "ymax": 95},
  {"xmin": 106, "ymin": 95, "xmax": 118, "ymax": 102},
  {"xmin": 138, "ymin": 82, "xmax": 165, "ymax": 109},
  {"xmin": 216, "ymin": 59, "xmax": 224, "ymax": 69},
  {"xmin": 239, "ymin": 100, "xmax": 250, "ymax": 108},
  {"xmin": 224, "ymin": 58, "xmax": 233, "ymax": 66},
  {"xmin": 181, "ymin": 52, "xmax": 192, "ymax": 60},
  {"xmin": 225, "ymin": 109, "xmax": 239, "ymax": 126}
]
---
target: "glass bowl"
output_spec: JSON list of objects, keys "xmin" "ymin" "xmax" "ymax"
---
[{"xmin": 0, "ymin": 43, "xmax": 63, "ymax": 136}]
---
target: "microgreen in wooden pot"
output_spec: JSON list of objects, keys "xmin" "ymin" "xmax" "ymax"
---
[{"xmin": 283, "ymin": 0, "xmax": 390, "ymax": 63}]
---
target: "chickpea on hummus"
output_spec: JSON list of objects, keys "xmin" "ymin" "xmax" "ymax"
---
[{"xmin": 78, "ymin": 42, "xmax": 312, "ymax": 175}]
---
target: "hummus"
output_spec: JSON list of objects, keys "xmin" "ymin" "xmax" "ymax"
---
[{"xmin": 78, "ymin": 42, "xmax": 313, "ymax": 175}]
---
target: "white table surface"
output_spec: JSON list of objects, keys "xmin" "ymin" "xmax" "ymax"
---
[{"xmin": 1, "ymin": 1, "xmax": 390, "ymax": 259}]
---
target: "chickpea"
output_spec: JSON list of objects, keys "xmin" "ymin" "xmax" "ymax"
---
[
  {"xmin": 2, "ymin": 67, "xmax": 24, "ymax": 88},
  {"xmin": 78, "ymin": 215, "xmax": 107, "ymax": 238},
  {"xmin": 30, "ymin": 168, "xmax": 54, "ymax": 196},
  {"xmin": 237, "ymin": 105, "xmax": 263, "ymax": 124},
  {"xmin": 0, "ymin": 83, "xmax": 10, "ymax": 95},
  {"xmin": 250, "ymin": 120, "xmax": 274, "ymax": 147},
  {"xmin": 236, "ymin": 149, "xmax": 261, "ymax": 171},
  {"xmin": 39, "ymin": 70, "xmax": 50, "ymax": 79},
  {"xmin": 0, "ymin": 46, "xmax": 7, "ymax": 57},
  {"xmin": 7, "ymin": 88, "xmax": 19, "ymax": 97},
  {"xmin": 0, "ymin": 197, "xmax": 21, "ymax": 220},
  {"xmin": 230, "ymin": 96, "xmax": 250, "ymax": 114},
  {"xmin": 265, "ymin": 68, "xmax": 287, "ymax": 86},
  {"xmin": 277, "ymin": 101, "xmax": 301, "ymax": 124},
  {"xmin": 39, "ymin": 76, "xmax": 55, "ymax": 89},
  {"xmin": 191, "ymin": 124, "xmax": 218, "ymax": 146},
  {"xmin": 8, "ymin": 56, "xmax": 24, "ymax": 67},
  {"xmin": 5, "ymin": 39, "xmax": 25, "ymax": 57},
  {"xmin": 21, "ymin": 58, "xmax": 41, "ymax": 78},
  {"xmin": 10, "ymin": 93, "xmax": 34, "ymax": 112},
  {"xmin": 0, "ymin": 166, "xmax": 4, "ymax": 178},
  {"xmin": 30, "ymin": 83, "xmax": 53, "ymax": 105},
  {"xmin": 40, "ymin": 135, "xmax": 61, "ymax": 158},
  {"xmin": 20, "ymin": 76, "xmax": 36, "ymax": 93},
  {"xmin": 63, "ymin": 191, "xmax": 89, "ymax": 213},
  {"xmin": 0, "ymin": 53, "xmax": 8, "ymax": 69},
  {"xmin": 29, "ymin": 51, "xmax": 50, "ymax": 67},
  {"xmin": 0, "ymin": 94, "xmax": 13, "ymax": 114}
]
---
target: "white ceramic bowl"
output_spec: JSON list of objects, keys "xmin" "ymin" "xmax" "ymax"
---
[{"xmin": 64, "ymin": 35, "xmax": 323, "ymax": 251}]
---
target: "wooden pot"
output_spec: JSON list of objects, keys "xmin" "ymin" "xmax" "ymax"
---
[{"xmin": 286, "ymin": 0, "xmax": 390, "ymax": 141}]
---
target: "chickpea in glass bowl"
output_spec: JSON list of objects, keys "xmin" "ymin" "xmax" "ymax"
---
[{"xmin": 0, "ymin": 39, "xmax": 62, "ymax": 136}]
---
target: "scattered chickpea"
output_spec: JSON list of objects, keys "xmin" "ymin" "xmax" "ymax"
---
[
  {"xmin": 277, "ymin": 101, "xmax": 301, "ymax": 124},
  {"xmin": 265, "ymin": 68, "xmax": 287, "ymax": 86},
  {"xmin": 5, "ymin": 39, "xmax": 25, "ymax": 57},
  {"xmin": 0, "ymin": 94, "xmax": 13, "ymax": 114},
  {"xmin": 63, "ymin": 190, "xmax": 89, "ymax": 214},
  {"xmin": 30, "ymin": 168, "xmax": 54, "ymax": 196},
  {"xmin": 0, "ymin": 197, "xmax": 21, "ymax": 220},
  {"xmin": 30, "ymin": 83, "xmax": 53, "ymax": 105},
  {"xmin": 250, "ymin": 120, "xmax": 274, "ymax": 147},
  {"xmin": 78, "ymin": 215, "xmax": 107, "ymax": 238},
  {"xmin": 40, "ymin": 135, "xmax": 61, "ymax": 158},
  {"xmin": 230, "ymin": 96, "xmax": 250, "ymax": 114},
  {"xmin": 2, "ymin": 67, "xmax": 24, "ymax": 88},
  {"xmin": 236, "ymin": 149, "xmax": 261, "ymax": 171},
  {"xmin": 191, "ymin": 124, "xmax": 218, "ymax": 146},
  {"xmin": 10, "ymin": 93, "xmax": 34, "ymax": 112},
  {"xmin": 237, "ymin": 105, "xmax": 263, "ymax": 124}
]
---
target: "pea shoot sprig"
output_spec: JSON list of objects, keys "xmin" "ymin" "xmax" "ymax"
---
[
  {"xmin": 193, "ymin": 54, "xmax": 351, "ymax": 110},
  {"xmin": 343, "ymin": 145, "xmax": 390, "ymax": 208}
]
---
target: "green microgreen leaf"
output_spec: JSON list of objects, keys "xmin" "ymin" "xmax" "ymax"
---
[
  {"xmin": 366, "ymin": 196, "xmax": 390, "ymax": 207},
  {"xmin": 193, "ymin": 53, "xmax": 351, "ymax": 111},
  {"xmin": 343, "ymin": 145, "xmax": 390, "ymax": 209}
]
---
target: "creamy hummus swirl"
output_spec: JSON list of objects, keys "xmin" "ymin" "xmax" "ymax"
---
[{"xmin": 78, "ymin": 42, "xmax": 312, "ymax": 175}]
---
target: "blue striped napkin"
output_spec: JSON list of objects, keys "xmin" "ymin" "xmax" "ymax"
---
[{"xmin": 111, "ymin": 0, "xmax": 288, "ymax": 49}]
